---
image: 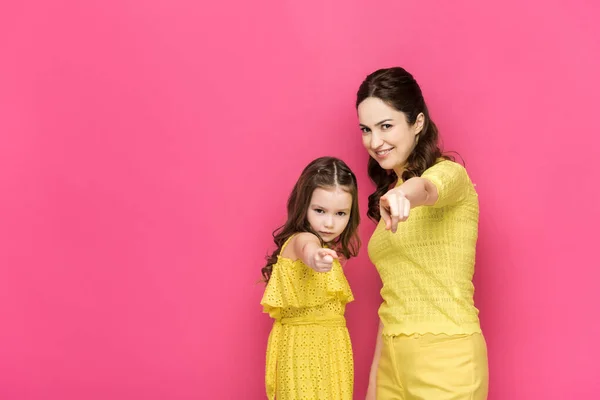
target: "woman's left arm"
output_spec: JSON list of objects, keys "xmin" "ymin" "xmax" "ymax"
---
[
  {"xmin": 379, "ymin": 177, "xmax": 438, "ymax": 232},
  {"xmin": 381, "ymin": 161, "xmax": 471, "ymax": 232}
]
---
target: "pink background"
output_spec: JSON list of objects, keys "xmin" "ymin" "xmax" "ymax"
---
[{"xmin": 1, "ymin": 0, "xmax": 599, "ymax": 399}]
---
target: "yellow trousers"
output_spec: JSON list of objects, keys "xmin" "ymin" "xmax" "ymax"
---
[{"xmin": 377, "ymin": 333, "xmax": 489, "ymax": 400}]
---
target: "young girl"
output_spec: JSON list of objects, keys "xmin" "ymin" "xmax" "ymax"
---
[{"xmin": 260, "ymin": 156, "xmax": 361, "ymax": 400}]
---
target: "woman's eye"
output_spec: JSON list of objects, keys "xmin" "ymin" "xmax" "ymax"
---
[
  {"xmin": 360, "ymin": 127, "xmax": 370, "ymax": 134},
  {"xmin": 381, "ymin": 124, "xmax": 392, "ymax": 130}
]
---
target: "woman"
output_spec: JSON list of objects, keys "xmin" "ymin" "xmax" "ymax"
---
[{"xmin": 357, "ymin": 67, "xmax": 488, "ymax": 400}]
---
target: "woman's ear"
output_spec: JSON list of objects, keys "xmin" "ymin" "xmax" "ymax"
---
[{"xmin": 414, "ymin": 112, "xmax": 425, "ymax": 135}]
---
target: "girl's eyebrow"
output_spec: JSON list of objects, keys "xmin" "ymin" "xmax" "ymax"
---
[{"xmin": 311, "ymin": 204, "xmax": 350, "ymax": 213}]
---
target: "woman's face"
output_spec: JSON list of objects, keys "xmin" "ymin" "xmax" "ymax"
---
[{"xmin": 358, "ymin": 97, "xmax": 423, "ymax": 174}]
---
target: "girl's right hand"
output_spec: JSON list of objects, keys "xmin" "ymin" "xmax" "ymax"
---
[{"xmin": 309, "ymin": 248, "xmax": 338, "ymax": 272}]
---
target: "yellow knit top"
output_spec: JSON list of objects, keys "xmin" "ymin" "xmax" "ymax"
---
[{"xmin": 368, "ymin": 160, "xmax": 482, "ymax": 336}]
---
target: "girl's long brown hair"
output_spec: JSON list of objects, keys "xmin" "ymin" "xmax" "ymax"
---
[
  {"xmin": 356, "ymin": 67, "xmax": 454, "ymax": 222},
  {"xmin": 261, "ymin": 157, "xmax": 361, "ymax": 283}
]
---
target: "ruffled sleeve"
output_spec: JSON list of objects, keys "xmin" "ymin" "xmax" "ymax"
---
[{"xmin": 260, "ymin": 257, "xmax": 354, "ymax": 319}]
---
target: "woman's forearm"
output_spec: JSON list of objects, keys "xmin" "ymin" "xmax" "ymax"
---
[{"xmin": 369, "ymin": 321, "xmax": 384, "ymax": 384}]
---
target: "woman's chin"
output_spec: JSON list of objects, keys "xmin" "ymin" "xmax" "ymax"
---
[{"xmin": 376, "ymin": 158, "xmax": 399, "ymax": 171}]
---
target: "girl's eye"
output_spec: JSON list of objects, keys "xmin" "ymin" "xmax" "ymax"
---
[
  {"xmin": 314, "ymin": 209, "xmax": 325, "ymax": 214},
  {"xmin": 337, "ymin": 212, "xmax": 347, "ymax": 216}
]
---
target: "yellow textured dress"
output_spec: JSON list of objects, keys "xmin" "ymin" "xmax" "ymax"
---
[{"xmin": 261, "ymin": 236, "xmax": 354, "ymax": 400}]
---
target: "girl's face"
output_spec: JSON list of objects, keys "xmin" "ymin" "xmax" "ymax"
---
[
  {"xmin": 358, "ymin": 96, "xmax": 424, "ymax": 175},
  {"xmin": 306, "ymin": 186, "xmax": 353, "ymax": 243}
]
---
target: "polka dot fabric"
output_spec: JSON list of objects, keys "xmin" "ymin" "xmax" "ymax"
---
[{"xmin": 261, "ymin": 241, "xmax": 354, "ymax": 400}]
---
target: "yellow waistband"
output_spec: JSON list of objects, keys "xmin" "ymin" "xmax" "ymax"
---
[{"xmin": 280, "ymin": 314, "xmax": 346, "ymax": 326}]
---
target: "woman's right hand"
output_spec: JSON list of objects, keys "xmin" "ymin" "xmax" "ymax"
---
[
  {"xmin": 380, "ymin": 187, "xmax": 411, "ymax": 233},
  {"xmin": 309, "ymin": 248, "xmax": 338, "ymax": 272}
]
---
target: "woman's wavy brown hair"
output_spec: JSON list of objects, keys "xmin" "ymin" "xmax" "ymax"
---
[
  {"xmin": 356, "ymin": 67, "xmax": 453, "ymax": 222},
  {"xmin": 261, "ymin": 157, "xmax": 361, "ymax": 283}
]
